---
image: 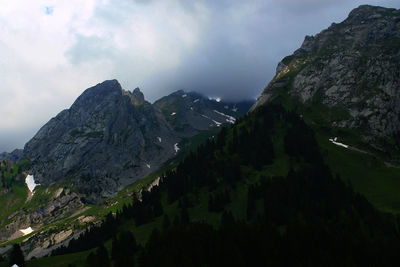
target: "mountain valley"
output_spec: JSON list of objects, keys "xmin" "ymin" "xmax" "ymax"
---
[{"xmin": 0, "ymin": 4, "xmax": 400, "ymax": 267}]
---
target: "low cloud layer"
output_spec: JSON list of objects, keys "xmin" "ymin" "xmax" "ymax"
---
[{"xmin": 1, "ymin": 0, "xmax": 399, "ymax": 152}]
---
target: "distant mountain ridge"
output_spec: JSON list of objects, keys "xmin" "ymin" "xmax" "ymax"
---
[
  {"xmin": 23, "ymin": 80, "xmax": 253, "ymax": 202},
  {"xmin": 252, "ymin": 5, "xmax": 400, "ymax": 159},
  {"xmin": 0, "ymin": 149, "xmax": 23, "ymax": 162}
]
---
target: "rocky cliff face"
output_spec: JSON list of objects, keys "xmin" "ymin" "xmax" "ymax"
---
[
  {"xmin": 24, "ymin": 80, "xmax": 253, "ymax": 202},
  {"xmin": 252, "ymin": 5, "xmax": 400, "ymax": 155},
  {"xmin": 24, "ymin": 80, "xmax": 177, "ymax": 202}
]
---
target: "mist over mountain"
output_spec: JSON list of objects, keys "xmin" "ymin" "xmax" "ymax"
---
[{"xmin": 1, "ymin": 4, "xmax": 400, "ymax": 266}]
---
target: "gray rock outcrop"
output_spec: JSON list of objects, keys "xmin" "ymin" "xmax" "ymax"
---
[
  {"xmin": 252, "ymin": 5, "xmax": 400, "ymax": 155},
  {"xmin": 24, "ymin": 80, "xmax": 178, "ymax": 202}
]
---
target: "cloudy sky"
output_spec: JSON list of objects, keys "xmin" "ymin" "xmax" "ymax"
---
[{"xmin": 1, "ymin": 0, "xmax": 399, "ymax": 152}]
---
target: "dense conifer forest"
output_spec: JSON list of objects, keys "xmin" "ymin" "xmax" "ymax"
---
[{"xmin": 46, "ymin": 104, "xmax": 400, "ymax": 267}]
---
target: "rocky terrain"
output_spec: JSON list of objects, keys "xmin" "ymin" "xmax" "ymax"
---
[
  {"xmin": 24, "ymin": 80, "xmax": 177, "ymax": 202},
  {"xmin": 252, "ymin": 5, "xmax": 400, "ymax": 158},
  {"xmin": 23, "ymin": 80, "xmax": 252, "ymax": 203},
  {"xmin": 153, "ymin": 90, "xmax": 252, "ymax": 135}
]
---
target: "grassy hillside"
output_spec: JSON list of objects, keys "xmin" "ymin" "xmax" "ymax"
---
[
  {"xmin": 318, "ymin": 135, "xmax": 400, "ymax": 213},
  {"xmin": 268, "ymin": 91, "xmax": 400, "ymax": 213}
]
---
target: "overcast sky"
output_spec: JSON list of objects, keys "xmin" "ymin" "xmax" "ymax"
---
[{"xmin": 1, "ymin": 0, "xmax": 399, "ymax": 152}]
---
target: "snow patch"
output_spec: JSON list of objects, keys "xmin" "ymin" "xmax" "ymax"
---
[
  {"xmin": 157, "ymin": 137, "xmax": 162, "ymax": 142},
  {"xmin": 25, "ymin": 175, "xmax": 40, "ymax": 193},
  {"xmin": 146, "ymin": 164, "xmax": 151, "ymax": 169},
  {"xmin": 12, "ymin": 264, "xmax": 19, "ymax": 267},
  {"xmin": 171, "ymin": 112, "xmax": 176, "ymax": 116},
  {"xmin": 329, "ymin": 137, "xmax": 349, "ymax": 149},
  {"xmin": 193, "ymin": 99, "xmax": 200, "ymax": 103},
  {"xmin": 182, "ymin": 94, "xmax": 187, "ymax": 98},
  {"xmin": 209, "ymin": 97, "xmax": 221, "ymax": 102},
  {"xmin": 213, "ymin": 120, "xmax": 222, "ymax": 126},
  {"xmin": 174, "ymin": 143, "xmax": 180, "ymax": 153},
  {"xmin": 232, "ymin": 107, "xmax": 238, "ymax": 112},
  {"xmin": 20, "ymin": 227, "xmax": 34, "ymax": 236},
  {"xmin": 213, "ymin": 110, "xmax": 236, "ymax": 124},
  {"xmin": 201, "ymin": 114, "xmax": 222, "ymax": 127}
]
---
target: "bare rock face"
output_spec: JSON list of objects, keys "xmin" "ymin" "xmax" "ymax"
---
[
  {"xmin": 24, "ymin": 80, "xmax": 178, "ymax": 202},
  {"xmin": 23, "ymin": 80, "xmax": 254, "ymax": 203},
  {"xmin": 252, "ymin": 5, "xmax": 400, "ymax": 154}
]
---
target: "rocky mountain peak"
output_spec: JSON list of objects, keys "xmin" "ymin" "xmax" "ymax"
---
[
  {"xmin": 129, "ymin": 87, "xmax": 146, "ymax": 106},
  {"xmin": 24, "ymin": 79, "xmax": 175, "ymax": 202},
  {"xmin": 252, "ymin": 5, "xmax": 400, "ymax": 157},
  {"xmin": 72, "ymin": 79, "xmax": 122, "ymax": 106},
  {"xmin": 346, "ymin": 5, "xmax": 397, "ymax": 24}
]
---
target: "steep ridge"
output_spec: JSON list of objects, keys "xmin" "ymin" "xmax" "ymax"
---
[
  {"xmin": 24, "ymin": 80, "xmax": 178, "ymax": 202},
  {"xmin": 23, "ymin": 80, "xmax": 252, "ymax": 203},
  {"xmin": 252, "ymin": 5, "xmax": 400, "ymax": 159}
]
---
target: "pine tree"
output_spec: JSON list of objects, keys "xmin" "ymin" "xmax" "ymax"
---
[
  {"xmin": 162, "ymin": 214, "xmax": 171, "ymax": 230},
  {"xmin": 85, "ymin": 252, "xmax": 97, "ymax": 267},
  {"xmin": 9, "ymin": 244, "xmax": 25, "ymax": 267},
  {"xmin": 96, "ymin": 245, "xmax": 111, "ymax": 267},
  {"xmin": 180, "ymin": 207, "xmax": 190, "ymax": 225},
  {"xmin": 111, "ymin": 236, "xmax": 120, "ymax": 262},
  {"xmin": 221, "ymin": 210, "xmax": 235, "ymax": 226}
]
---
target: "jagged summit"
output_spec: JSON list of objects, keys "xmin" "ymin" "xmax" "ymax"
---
[
  {"xmin": 345, "ymin": 5, "xmax": 398, "ymax": 24},
  {"xmin": 123, "ymin": 87, "xmax": 147, "ymax": 106},
  {"xmin": 291, "ymin": 5, "xmax": 400, "ymax": 58},
  {"xmin": 74, "ymin": 79, "xmax": 121, "ymax": 102}
]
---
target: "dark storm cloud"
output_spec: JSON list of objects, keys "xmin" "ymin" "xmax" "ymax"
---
[
  {"xmin": 152, "ymin": 0, "xmax": 400, "ymax": 101},
  {"xmin": 65, "ymin": 0, "xmax": 400, "ymax": 102}
]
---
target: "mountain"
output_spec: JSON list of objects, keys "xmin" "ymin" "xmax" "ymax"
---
[
  {"xmin": 0, "ymin": 80, "xmax": 252, "ymax": 254},
  {"xmin": 252, "ymin": 5, "xmax": 400, "ymax": 161},
  {"xmin": 23, "ymin": 80, "xmax": 252, "ymax": 202},
  {"xmin": 24, "ymin": 80, "xmax": 177, "ymax": 202},
  {"xmin": 153, "ymin": 90, "xmax": 252, "ymax": 135},
  {"xmin": 2, "ymin": 5, "xmax": 400, "ymax": 266}
]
